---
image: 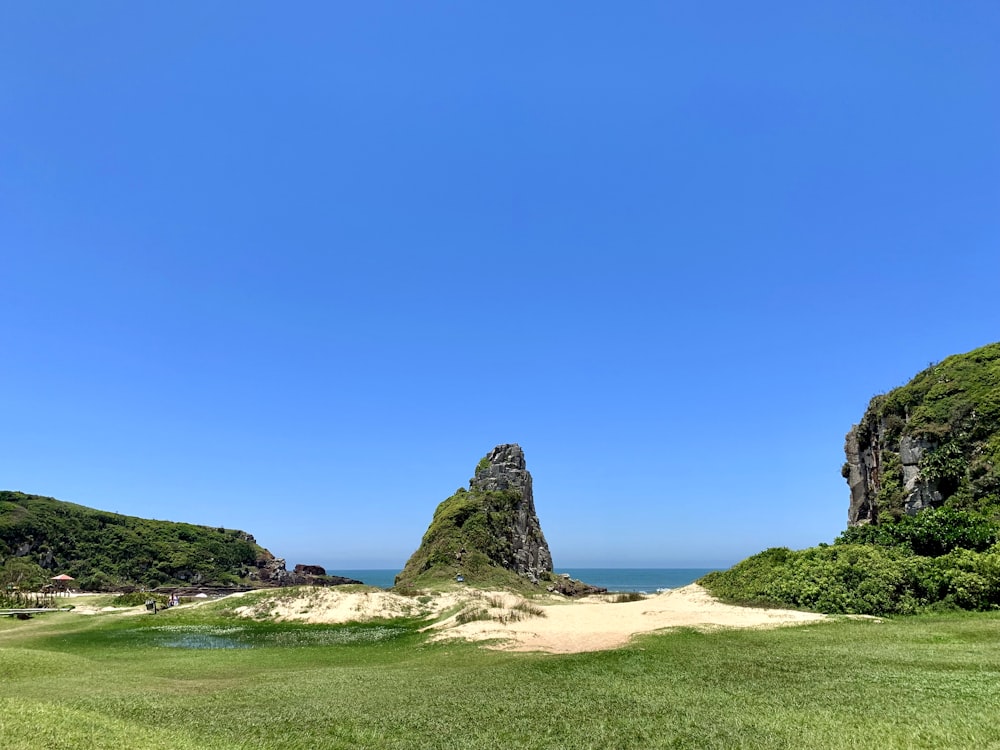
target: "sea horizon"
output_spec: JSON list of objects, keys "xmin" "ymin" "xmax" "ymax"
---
[{"xmin": 323, "ymin": 567, "xmax": 720, "ymax": 592}]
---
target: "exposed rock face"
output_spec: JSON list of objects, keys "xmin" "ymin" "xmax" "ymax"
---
[
  {"xmin": 469, "ymin": 444, "xmax": 553, "ymax": 581},
  {"xmin": 396, "ymin": 443, "xmax": 555, "ymax": 588},
  {"xmin": 899, "ymin": 435, "xmax": 942, "ymax": 514},
  {"xmin": 844, "ymin": 427, "xmax": 874, "ymax": 524},
  {"xmin": 252, "ymin": 555, "xmax": 292, "ymax": 584},
  {"xmin": 845, "ymin": 424, "xmax": 942, "ymax": 526}
]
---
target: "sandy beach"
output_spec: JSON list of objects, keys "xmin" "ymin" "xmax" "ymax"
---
[{"xmin": 230, "ymin": 584, "xmax": 827, "ymax": 654}]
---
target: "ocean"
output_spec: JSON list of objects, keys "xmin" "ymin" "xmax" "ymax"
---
[{"xmin": 324, "ymin": 568, "xmax": 718, "ymax": 592}]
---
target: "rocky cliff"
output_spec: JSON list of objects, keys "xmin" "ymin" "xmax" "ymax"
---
[
  {"xmin": 844, "ymin": 342, "xmax": 1000, "ymax": 525},
  {"xmin": 468, "ymin": 444, "xmax": 554, "ymax": 579},
  {"xmin": 395, "ymin": 444, "xmax": 555, "ymax": 588}
]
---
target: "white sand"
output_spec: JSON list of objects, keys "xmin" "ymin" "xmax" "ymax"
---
[
  {"xmin": 231, "ymin": 588, "xmax": 439, "ymax": 624},
  {"xmin": 229, "ymin": 584, "xmax": 827, "ymax": 654}
]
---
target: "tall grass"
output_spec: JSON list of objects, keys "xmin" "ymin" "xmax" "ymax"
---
[{"xmin": 1, "ymin": 605, "xmax": 1000, "ymax": 748}]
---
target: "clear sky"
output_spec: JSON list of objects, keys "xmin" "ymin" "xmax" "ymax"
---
[{"xmin": 2, "ymin": 3, "xmax": 998, "ymax": 571}]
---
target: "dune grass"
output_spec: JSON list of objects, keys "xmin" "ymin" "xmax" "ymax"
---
[{"xmin": 1, "ymin": 602, "xmax": 1000, "ymax": 749}]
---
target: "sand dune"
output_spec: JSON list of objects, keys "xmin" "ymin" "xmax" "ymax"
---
[{"xmin": 229, "ymin": 584, "xmax": 827, "ymax": 654}]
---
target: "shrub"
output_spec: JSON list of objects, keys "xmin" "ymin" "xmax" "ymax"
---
[
  {"xmin": 702, "ymin": 541, "xmax": 1000, "ymax": 615},
  {"xmin": 611, "ymin": 592, "xmax": 645, "ymax": 603},
  {"xmin": 455, "ymin": 606, "xmax": 490, "ymax": 624},
  {"xmin": 511, "ymin": 601, "xmax": 545, "ymax": 617},
  {"xmin": 836, "ymin": 507, "xmax": 999, "ymax": 556}
]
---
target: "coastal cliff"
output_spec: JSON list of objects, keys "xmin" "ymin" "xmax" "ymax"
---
[{"xmin": 844, "ymin": 342, "xmax": 1000, "ymax": 526}]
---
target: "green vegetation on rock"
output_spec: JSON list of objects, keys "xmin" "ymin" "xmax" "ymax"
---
[
  {"xmin": 395, "ymin": 444, "xmax": 556, "ymax": 591},
  {"xmin": 703, "ymin": 342, "xmax": 1000, "ymax": 615},
  {"xmin": 395, "ymin": 487, "xmax": 550, "ymax": 591},
  {"xmin": 0, "ymin": 490, "xmax": 268, "ymax": 590},
  {"xmin": 854, "ymin": 341, "xmax": 1000, "ymax": 520}
]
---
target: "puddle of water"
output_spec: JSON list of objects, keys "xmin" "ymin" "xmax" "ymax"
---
[
  {"xmin": 156, "ymin": 633, "xmax": 251, "ymax": 650},
  {"xmin": 121, "ymin": 624, "xmax": 405, "ymax": 649}
]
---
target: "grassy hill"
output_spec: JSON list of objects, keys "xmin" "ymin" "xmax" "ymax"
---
[{"xmin": 0, "ymin": 490, "xmax": 270, "ymax": 590}]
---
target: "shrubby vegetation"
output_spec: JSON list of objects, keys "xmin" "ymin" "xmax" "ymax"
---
[
  {"xmin": 0, "ymin": 491, "xmax": 266, "ymax": 590},
  {"xmin": 0, "ymin": 556, "xmax": 51, "ymax": 608},
  {"xmin": 703, "ymin": 501, "xmax": 1000, "ymax": 614},
  {"xmin": 836, "ymin": 505, "xmax": 998, "ymax": 556}
]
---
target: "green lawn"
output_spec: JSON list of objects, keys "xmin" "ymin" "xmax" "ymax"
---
[{"xmin": 1, "ymin": 603, "xmax": 999, "ymax": 749}]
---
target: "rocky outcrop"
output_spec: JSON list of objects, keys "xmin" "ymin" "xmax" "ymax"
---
[
  {"xmin": 251, "ymin": 554, "xmax": 292, "ymax": 584},
  {"xmin": 294, "ymin": 564, "xmax": 326, "ymax": 576},
  {"xmin": 395, "ymin": 444, "xmax": 555, "ymax": 588},
  {"xmin": 844, "ymin": 427, "xmax": 875, "ymax": 525},
  {"xmin": 251, "ymin": 557, "xmax": 361, "ymax": 587},
  {"xmin": 844, "ymin": 342, "xmax": 1000, "ymax": 526},
  {"xmin": 548, "ymin": 575, "xmax": 607, "ymax": 597},
  {"xmin": 845, "ymin": 423, "xmax": 942, "ymax": 526},
  {"xmin": 469, "ymin": 444, "xmax": 553, "ymax": 581}
]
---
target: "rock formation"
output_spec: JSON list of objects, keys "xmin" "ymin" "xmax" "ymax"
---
[
  {"xmin": 469, "ymin": 444, "xmax": 554, "ymax": 580},
  {"xmin": 844, "ymin": 342, "xmax": 1000, "ymax": 526},
  {"xmin": 294, "ymin": 564, "xmax": 327, "ymax": 577},
  {"xmin": 251, "ymin": 556, "xmax": 361, "ymax": 586},
  {"xmin": 395, "ymin": 444, "xmax": 555, "ymax": 588}
]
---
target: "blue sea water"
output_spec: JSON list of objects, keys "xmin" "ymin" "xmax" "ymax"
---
[
  {"xmin": 327, "ymin": 569, "xmax": 400, "ymax": 589},
  {"xmin": 561, "ymin": 568, "xmax": 718, "ymax": 593},
  {"xmin": 325, "ymin": 568, "xmax": 717, "ymax": 592}
]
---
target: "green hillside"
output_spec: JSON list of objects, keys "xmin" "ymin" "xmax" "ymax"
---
[{"xmin": 0, "ymin": 490, "xmax": 269, "ymax": 590}]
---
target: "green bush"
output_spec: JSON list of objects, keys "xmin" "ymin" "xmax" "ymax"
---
[
  {"xmin": 0, "ymin": 557, "xmax": 47, "ymax": 590},
  {"xmin": 611, "ymin": 592, "xmax": 645, "ymax": 603},
  {"xmin": 835, "ymin": 507, "xmax": 998, "ymax": 556},
  {"xmin": 701, "ymin": 542, "xmax": 1000, "ymax": 615}
]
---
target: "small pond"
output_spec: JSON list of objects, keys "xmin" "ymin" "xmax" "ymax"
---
[{"xmin": 120, "ymin": 624, "xmax": 406, "ymax": 649}]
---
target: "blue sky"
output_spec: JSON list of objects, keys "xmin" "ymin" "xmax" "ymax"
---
[{"xmin": 2, "ymin": 3, "xmax": 998, "ymax": 570}]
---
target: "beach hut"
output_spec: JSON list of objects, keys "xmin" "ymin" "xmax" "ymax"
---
[{"xmin": 50, "ymin": 574, "xmax": 74, "ymax": 595}]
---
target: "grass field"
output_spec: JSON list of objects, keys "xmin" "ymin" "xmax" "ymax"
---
[{"xmin": 2, "ymin": 596, "xmax": 999, "ymax": 749}]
